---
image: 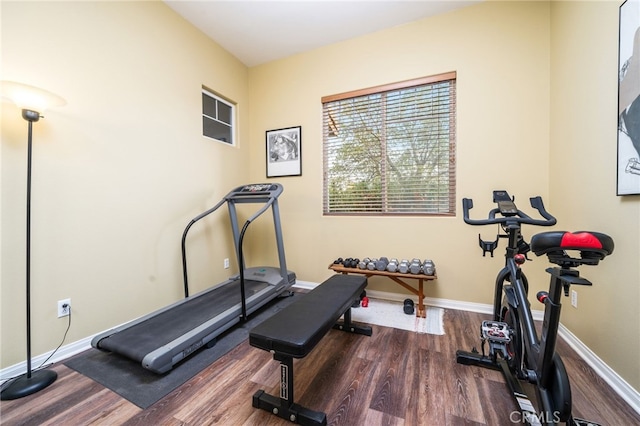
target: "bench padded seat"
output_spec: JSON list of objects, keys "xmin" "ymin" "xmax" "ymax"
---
[{"xmin": 250, "ymin": 274, "xmax": 367, "ymax": 358}]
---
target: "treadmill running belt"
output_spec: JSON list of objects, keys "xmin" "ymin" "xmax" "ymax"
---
[{"xmin": 97, "ymin": 279, "xmax": 268, "ymax": 362}]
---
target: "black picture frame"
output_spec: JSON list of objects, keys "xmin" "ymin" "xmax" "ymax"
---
[
  {"xmin": 617, "ymin": 0, "xmax": 640, "ymax": 195},
  {"xmin": 266, "ymin": 126, "xmax": 302, "ymax": 178}
]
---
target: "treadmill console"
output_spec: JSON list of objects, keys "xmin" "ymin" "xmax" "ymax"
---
[
  {"xmin": 229, "ymin": 183, "xmax": 282, "ymax": 199},
  {"xmin": 240, "ymin": 184, "xmax": 276, "ymax": 193}
]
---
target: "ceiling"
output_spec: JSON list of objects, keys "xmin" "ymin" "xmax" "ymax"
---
[{"xmin": 164, "ymin": 1, "xmax": 480, "ymax": 67}]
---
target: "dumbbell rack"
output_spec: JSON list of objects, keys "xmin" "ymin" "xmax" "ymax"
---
[{"xmin": 328, "ymin": 264, "xmax": 437, "ymax": 318}]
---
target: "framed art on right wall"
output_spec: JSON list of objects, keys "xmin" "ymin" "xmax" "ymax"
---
[{"xmin": 618, "ymin": 0, "xmax": 640, "ymax": 195}]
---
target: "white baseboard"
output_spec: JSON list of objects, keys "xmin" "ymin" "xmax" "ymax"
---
[
  {"xmin": 291, "ymin": 280, "xmax": 317, "ymax": 290},
  {"xmin": 3, "ymin": 282, "xmax": 639, "ymax": 415},
  {"xmin": 558, "ymin": 322, "xmax": 640, "ymax": 414},
  {"xmin": 1, "ymin": 335, "xmax": 93, "ymax": 386}
]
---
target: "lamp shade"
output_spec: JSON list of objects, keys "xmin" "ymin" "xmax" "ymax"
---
[{"xmin": 1, "ymin": 80, "xmax": 66, "ymax": 114}]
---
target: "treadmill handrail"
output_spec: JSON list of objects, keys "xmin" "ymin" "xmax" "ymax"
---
[
  {"xmin": 181, "ymin": 183, "xmax": 284, "ymax": 298},
  {"xmin": 181, "ymin": 198, "xmax": 227, "ymax": 297},
  {"xmin": 237, "ymin": 199, "xmax": 276, "ymax": 320},
  {"xmin": 246, "ymin": 197, "xmax": 276, "ymax": 224}
]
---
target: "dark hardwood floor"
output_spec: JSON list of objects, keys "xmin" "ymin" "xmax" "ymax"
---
[{"xmin": 1, "ymin": 308, "xmax": 638, "ymax": 425}]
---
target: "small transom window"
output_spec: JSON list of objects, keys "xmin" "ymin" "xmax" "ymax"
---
[{"xmin": 202, "ymin": 88, "xmax": 235, "ymax": 145}]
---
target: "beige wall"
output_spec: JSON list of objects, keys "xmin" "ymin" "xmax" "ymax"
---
[
  {"xmin": 1, "ymin": 0, "xmax": 638, "ymax": 394},
  {"xmin": 549, "ymin": 0, "xmax": 640, "ymax": 393},
  {"xmin": 248, "ymin": 0, "xmax": 552, "ymax": 301},
  {"xmin": 1, "ymin": 1, "xmax": 250, "ymax": 367}
]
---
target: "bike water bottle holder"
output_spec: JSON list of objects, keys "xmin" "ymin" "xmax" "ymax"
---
[
  {"xmin": 481, "ymin": 320, "xmax": 512, "ymax": 359},
  {"xmin": 478, "ymin": 233, "xmax": 530, "ymax": 258},
  {"xmin": 478, "ymin": 234, "xmax": 499, "ymax": 257}
]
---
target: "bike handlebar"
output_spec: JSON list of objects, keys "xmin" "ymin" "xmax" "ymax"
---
[{"xmin": 462, "ymin": 196, "xmax": 557, "ymax": 227}]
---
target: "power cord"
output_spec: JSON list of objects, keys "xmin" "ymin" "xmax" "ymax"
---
[
  {"xmin": 0, "ymin": 305, "xmax": 72, "ymax": 383},
  {"xmin": 36, "ymin": 305, "xmax": 72, "ymax": 369}
]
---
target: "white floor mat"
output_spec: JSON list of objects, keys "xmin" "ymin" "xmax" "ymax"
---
[{"xmin": 349, "ymin": 298, "xmax": 445, "ymax": 335}]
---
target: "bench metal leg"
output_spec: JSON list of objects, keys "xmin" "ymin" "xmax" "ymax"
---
[
  {"xmin": 250, "ymin": 288, "xmax": 372, "ymax": 425},
  {"xmin": 252, "ymin": 354, "xmax": 327, "ymax": 426},
  {"xmin": 333, "ymin": 306, "xmax": 373, "ymax": 336}
]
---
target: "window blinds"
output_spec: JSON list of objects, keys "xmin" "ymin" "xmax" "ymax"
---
[{"xmin": 322, "ymin": 72, "xmax": 456, "ymax": 215}]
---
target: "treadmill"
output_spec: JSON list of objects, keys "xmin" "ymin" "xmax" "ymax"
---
[{"xmin": 91, "ymin": 183, "xmax": 295, "ymax": 374}]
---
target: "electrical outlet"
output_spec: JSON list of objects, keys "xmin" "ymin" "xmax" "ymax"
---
[
  {"xmin": 224, "ymin": 258, "xmax": 230, "ymax": 269},
  {"xmin": 571, "ymin": 290, "xmax": 578, "ymax": 308},
  {"xmin": 57, "ymin": 298, "xmax": 71, "ymax": 318}
]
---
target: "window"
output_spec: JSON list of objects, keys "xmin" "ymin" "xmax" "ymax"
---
[
  {"xmin": 322, "ymin": 72, "xmax": 456, "ymax": 216},
  {"xmin": 202, "ymin": 88, "xmax": 235, "ymax": 145}
]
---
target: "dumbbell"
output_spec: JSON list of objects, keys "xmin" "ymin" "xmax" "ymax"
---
[
  {"xmin": 409, "ymin": 258, "xmax": 422, "ymax": 274},
  {"xmin": 398, "ymin": 259, "xmax": 410, "ymax": 274},
  {"xmin": 338, "ymin": 257, "xmax": 359, "ymax": 268},
  {"xmin": 386, "ymin": 258, "xmax": 399, "ymax": 272},
  {"xmin": 403, "ymin": 298, "xmax": 415, "ymax": 315},
  {"xmin": 367, "ymin": 258, "xmax": 378, "ymax": 270},
  {"xmin": 358, "ymin": 257, "xmax": 370, "ymax": 269},
  {"xmin": 352, "ymin": 289, "xmax": 368, "ymax": 307},
  {"xmin": 422, "ymin": 259, "xmax": 435, "ymax": 275},
  {"xmin": 375, "ymin": 256, "xmax": 389, "ymax": 271}
]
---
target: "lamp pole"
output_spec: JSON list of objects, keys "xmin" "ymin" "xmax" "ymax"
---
[
  {"xmin": 0, "ymin": 109, "xmax": 58, "ymax": 400},
  {"xmin": 1, "ymin": 81, "xmax": 65, "ymax": 400}
]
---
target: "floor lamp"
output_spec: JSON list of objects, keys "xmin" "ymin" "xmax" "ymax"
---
[{"xmin": 1, "ymin": 81, "xmax": 65, "ymax": 400}]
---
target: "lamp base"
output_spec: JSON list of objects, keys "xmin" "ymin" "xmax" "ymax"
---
[{"xmin": 0, "ymin": 369, "xmax": 57, "ymax": 400}]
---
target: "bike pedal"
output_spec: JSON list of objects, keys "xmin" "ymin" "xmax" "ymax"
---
[{"xmin": 481, "ymin": 320, "xmax": 511, "ymax": 343}]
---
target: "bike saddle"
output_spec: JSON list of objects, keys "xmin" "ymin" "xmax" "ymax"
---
[{"xmin": 531, "ymin": 231, "xmax": 614, "ymax": 266}]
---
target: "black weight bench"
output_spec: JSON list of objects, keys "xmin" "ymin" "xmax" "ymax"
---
[{"xmin": 249, "ymin": 274, "xmax": 372, "ymax": 426}]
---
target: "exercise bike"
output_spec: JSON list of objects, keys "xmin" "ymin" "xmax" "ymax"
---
[{"xmin": 455, "ymin": 191, "xmax": 614, "ymax": 426}]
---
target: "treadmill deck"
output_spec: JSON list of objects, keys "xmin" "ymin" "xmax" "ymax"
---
[{"xmin": 96, "ymin": 279, "xmax": 268, "ymax": 362}]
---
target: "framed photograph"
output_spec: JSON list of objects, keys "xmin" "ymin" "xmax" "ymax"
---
[
  {"xmin": 617, "ymin": 0, "xmax": 640, "ymax": 195},
  {"xmin": 266, "ymin": 126, "xmax": 302, "ymax": 178}
]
